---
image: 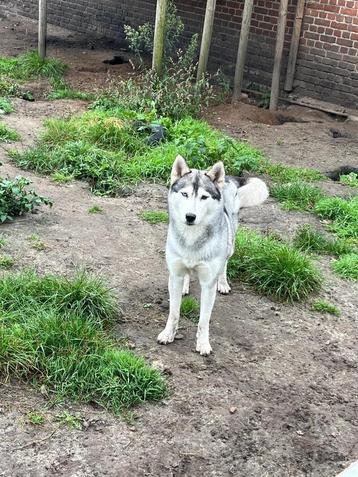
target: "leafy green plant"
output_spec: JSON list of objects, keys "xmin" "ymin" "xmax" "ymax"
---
[
  {"xmin": 0, "ymin": 97, "xmax": 14, "ymax": 114},
  {"xmin": 0, "ymin": 51, "xmax": 67, "ymax": 81},
  {"xmin": 27, "ymin": 412, "xmax": 45, "ymax": 425},
  {"xmin": 27, "ymin": 234, "xmax": 46, "ymax": 251},
  {"xmin": 0, "ymin": 234, "xmax": 6, "ymax": 247},
  {"xmin": 228, "ymin": 228, "xmax": 322, "ymax": 302},
  {"xmin": 332, "ymin": 254, "xmax": 358, "ymax": 280},
  {"xmin": 55, "ymin": 411, "xmax": 83, "ymax": 430},
  {"xmin": 311, "ymin": 300, "xmax": 340, "ymax": 316},
  {"xmin": 339, "ymin": 172, "xmax": 358, "ymax": 189},
  {"xmin": 139, "ymin": 210, "xmax": 168, "ymax": 224},
  {"xmin": 0, "ymin": 270, "xmax": 167, "ymax": 413},
  {"xmin": 0, "ymin": 176, "xmax": 52, "ymax": 222},
  {"xmin": 180, "ymin": 296, "xmax": 200, "ymax": 323},
  {"xmin": 293, "ymin": 225, "xmax": 354, "ymax": 256},
  {"xmin": 0, "ymin": 122, "xmax": 20, "ymax": 142},
  {"xmin": 0, "ymin": 254, "xmax": 15, "ymax": 269},
  {"xmin": 88, "ymin": 205, "xmax": 103, "ymax": 214},
  {"xmin": 51, "ymin": 171, "xmax": 74, "ymax": 183},
  {"xmin": 270, "ymin": 181, "xmax": 324, "ymax": 211}
]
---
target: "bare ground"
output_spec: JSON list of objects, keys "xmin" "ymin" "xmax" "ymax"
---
[{"xmin": 0, "ymin": 9, "xmax": 358, "ymax": 477}]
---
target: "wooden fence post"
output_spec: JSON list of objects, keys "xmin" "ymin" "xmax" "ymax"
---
[
  {"xmin": 197, "ymin": 0, "xmax": 217, "ymax": 80},
  {"xmin": 38, "ymin": 0, "xmax": 48, "ymax": 59},
  {"xmin": 152, "ymin": 0, "xmax": 168, "ymax": 74},
  {"xmin": 284, "ymin": 0, "xmax": 305, "ymax": 91},
  {"xmin": 269, "ymin": 0, "xmax": 289, "ymax": 110},
  {"xmin": 232, "ymin": 0, "xmax": 254, "ymax": 102}
]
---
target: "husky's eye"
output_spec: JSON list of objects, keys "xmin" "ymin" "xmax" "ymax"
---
[
  {"xmin": 181, "ymin": 192, "xmax": 188, "ymax": 198},
  {"xmin": 201, "ymin": 195, "xmax": 209, "ymax": 200}
]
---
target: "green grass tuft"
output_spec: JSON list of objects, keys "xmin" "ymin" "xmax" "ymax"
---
[
  {"xmin": 48, "ymin": 80, "xmax": 95, "ymax": 101},
  {"xmin": 0, "ymin": 97, "xmax": 14, "ymax": 114},
  {"xmin": 55, "ymin": 411, "xmax": 83, "ymax": 429},
  {"xmin": 270, "ymin": 181, "xmax": 324, "ymax": 211},
  {"xmin": 265, "ymin": 163, "xmax": 323, "ymax": 183},
  {"xmin": 311, "ymin": 300, "xmax": 340, "ymax": 316},
  {"xmin": 314, "ymin": 196, "xmax": 358, "ymax": 241},
  {"xmin": 27, "ymin": 412, "xmax": 45, "ymax": 425},
  {"xmin": 332, "ymin": 254, "xmax": 358, "ymax": 280},
  {"xmin": 51, "ymin": 171, "xmax": 74, "ymax": 183},
  {"xmin": 228, "ymin": 228, "xmax": 322, "ymax": 302},
  {"xmin": 0, "ymin": 254, "xmax": 15, "ymax": 269},
  {"xmin": 88, "ymin": 205, "xmax": 103, "ymax": 214},
  {"xmin": 139, "ymin": 210, "xmax": 168, "ymax": 224},
  {"xmin": 180, "ymin": 296, "xmax": 200, "ymax": 323},
  {"xmin": 0, "ymin": 122, "xmax": 20, "ymax": 142},
  {"xmin": 0, "ymin": 270, "xmax": 167, "ymax": 413},
  {"xmin": 0, "ymin": 234, "xmax": 6, "ymax": 247},
  {"xmin": 339, "ymin": 172, "xmax": 358, "ymax": 189},
  {"xmin": 293, "ymin": 225, "xmax": 354, "ymax": 256},
  {"xmin": 0, "ymin": 51, "xmax": 67, "ymax": 81}
]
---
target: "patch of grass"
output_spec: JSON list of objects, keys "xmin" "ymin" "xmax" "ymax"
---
[
  {"xmin": 88, "ymin": 205, "xmax": 103, "ymax": 214},
  {"xmin": 314, "ymin": 195, "xmax": 358, "ymax": 241},
  {"xmin": 48, "ymin": 80, "xmax": 95, "ymax": 101},
  {"xmin": 0, "ymin": 51, "xmax": 67, "ymax": 81},
  {"xmin": 0, "ymin": 254, "xmax": 15, "ymax": 269},
  {"xmin": 339, "ymin": 172, "xmax": 358, "ymax": 189},
  {"xmin": 139, "ymin": 210, "xmax": 168, "ymax": 224},
  {"xmin": 0, "ymin": 270, "xmax": 167, "ymax": 413},
  {"xmin": 270, "ymin": 181, "xmax": 324, "ymax": 211},
  {"xmin": 27, "ymin": 234, "xmax": 46, "ymax": 251},
  {"xmin": 332, "ymin": 254, "xmax": 358, "ymax": 280},
  {"xmin": 0, "ymin": 122, "xmax": 20, "ymax": 142},
  {"xmin": 265, "ymin": 163, "xmax": 323, "ymax": 183},
  {"xmin": 0, "ymin": 78, "xmax": 20, "ymax": 97},
  {"xmin": 0, "ymin": 234, "xmax": 6, "ymax": 247},
  {"xmin": 180, "ymin": 296, "xmax": 199, "ymax": 323},
  {"xmin": 27, "ymin": 411, "xmax": 45, "ymax": 425},
  {"xmin": 0, "ymin": 176, "xmax": 52, "ymax": 223},
  {"xmin": 51, "ymin": 171, "xmax": 74, "ymax": 183},
  {"xmin": 55, "ymin": 411, "xmax": 83, "ymax": 430},
  {"xmin": 311, "ymin": 300, "xmax": 340, "ymax": 316},
  {"xmin": 293, "ymin": 225, "xmax": 354, "ymax": 256},
  {"xmin": 0, "ymin": 97, "xmax": 14, "ymax": 114},
  {"xmin": 228, "ymin": 228, "xmax": 322, "ymax": 302}
]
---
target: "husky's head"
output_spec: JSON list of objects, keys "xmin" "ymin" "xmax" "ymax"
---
[{"xmin": 168, "ymin": 155, "xmax": 225, "ymax": 226}]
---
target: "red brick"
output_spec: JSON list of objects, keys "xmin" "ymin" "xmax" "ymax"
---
[{"xmin": 340, "ymin": 7, "xmax": 357, "ymax": 15}]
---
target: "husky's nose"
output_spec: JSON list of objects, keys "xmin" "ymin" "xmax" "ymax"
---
[{"xmin": 185, "ymin": 213, "xmax": 196, "ymax": 224}]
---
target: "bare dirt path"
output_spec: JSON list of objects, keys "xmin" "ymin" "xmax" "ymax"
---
[{"xmin": 0, "ymin": 9, "xmax": 358, "ymax": 477}]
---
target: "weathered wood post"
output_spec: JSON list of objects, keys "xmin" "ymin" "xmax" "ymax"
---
[
  {"xmin": 38, "ymin": 0, "xmax": 48, "ymax": 59},
  {"xmin": 152, "ymin": 0, "xmax": 168, "ymax": 75},
  {"xmin": 232, "ymin": 0, "xmax": 254, "ymax": 102},
  {"xmin": 196, "ymin": 0, "xmax": 217, "ymax": 80},
  {"xmin": 269, "ymin": 0, "xmax": 289, "ymax": 110},
  {"xmin": 284, "ymin": 0, "xmax": 305, "ymax": 91}
]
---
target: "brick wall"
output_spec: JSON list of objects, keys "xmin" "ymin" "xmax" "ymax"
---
[{"xmin": 3, "ymin": 0, "xmax": 358, "ymax": 108}]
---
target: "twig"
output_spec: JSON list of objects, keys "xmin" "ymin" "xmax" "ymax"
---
[{"xmin": 12, "ymin": 427, "xmax": 58, "ymax": 451}]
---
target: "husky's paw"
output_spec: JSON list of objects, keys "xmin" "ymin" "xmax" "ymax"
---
[
  {"xmin": 217, "ymin": 279, "xmax": 231, "ymax": 295},
  {"xmin": 196, "ymin": 340, "xmax": 212, "ymax": 356},
  {"xmin": 157, "ymin": 329, "xmax": 176, "ymax": 345}
]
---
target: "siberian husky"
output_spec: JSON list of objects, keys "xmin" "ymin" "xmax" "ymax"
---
[{"xmin": 157, "ymin": 155, "xmax": 269, "ymax": 355}]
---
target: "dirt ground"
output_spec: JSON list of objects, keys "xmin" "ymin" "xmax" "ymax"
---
[{"xmin": 1, "ymin": 9, "xmax": 358, "ymax": 477}]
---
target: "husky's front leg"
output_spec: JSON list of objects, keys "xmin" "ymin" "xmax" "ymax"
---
[
  {"xmin": 196, "ymin": 282, "xmax": 217, "ymax": 356},
  {"xmin": 157, "ymin": 274, "xmax": 183, "ymax": 344}
]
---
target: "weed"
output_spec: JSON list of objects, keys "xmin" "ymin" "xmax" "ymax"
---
[
  {"xmin": 139, "ymin": 210, "xmax": 168, "ymax": 224},
  {"xmin": 0, "ymin": 234, "xmax": 6, "ymax": 247},
  {"xmin": 332, "ymin": 254, "xmax": 358, "ymax": 280},
  {"xmin": 88, "ymin": 205, "xmax": 103, "ymax": 214},
  {"xmin": 180, "ymin": 296, "xmax": 200, "ymax": 323},
  {"xmin": 51, "ymin": 171, "xmax": 74, "ymax": 183},
  {"xmin": 228, "ymin": 228, "xmax": 322, "ymax": 302},
  {"xmin": 0, "ymin": 78, "xmax": 20, "ymax": 96},
  {"xmin": 0, "ymin": 97, "xmax": 14, "ymax": 114},
  {"xmin": 314, "ymin": 195, "xmax": 358, "ymax": 241},
  {"xmin": 55, "ymin": 411, "xmax": 83, "ymax": 430},
  {"xmin": 0, "ymin": 176, "xmax": 52, "ymax": 222},
  {"xmin": 270, "ymin": 181, "xmax": 324, "ymax": 211},
  {"xmin": 293, "ymin": 225, "xmax": 353, "ymax": 256},
  {"xmin": 0, "ymin": 122, "xmax": 20, "ymax": 142},
  {"xmin": 27, "ymin": 411, "xmax": 45, "ymax": 425},
  {"xmin": 311, "ymin": 300, "xmax": 340, "ymax": 316},
  {"xmin": 0, "ymin": 51, "xmax": 67, "ymax": 81},
  {"xmin": 0, "ymin": 270, "xmax": 167, "ymax": 413},
  {"xmin": 27, "ymin": 234, "xmax": 46, "ymax": 251},
  {"xmin": 339, "ymin": 172, "xmax": 358, "ymax": 189},
  {"xmin": 0, "ymin": 255, "xmax": 15, "ymax": 269},
  {"xmin": 276, "ymin": 138, "xmax": 284, "ymax": 146}
]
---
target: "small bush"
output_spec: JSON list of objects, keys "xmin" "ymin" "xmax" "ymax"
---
[
  {"xmin": 139, "ymin": 210, "xmax": 168, "ymax": 224},
  {"xmin": 0, "ymin": 122, "xmax": 20, "ymax": 142},
  {"xmin": 0, "ymin": 271, "xmax": 167, "ymax": 413},
  {"xmin": 271, "ymin": 181, "xmax": 324, "ymax": 211},
  {"xmin": 311, "ymin": 300, "xmax": 340, "ymax": 316},
  {"xmin": 228, "ymin": 228, "xmax": 322, "ymax": 302},
  {"xmin": 332, "ymin": 254, "xmax": 358, "ymax": 280},
  {"xmin": 180, "ymin": 296, "xmax": 200, "ymax": 323},
  {"xmin": 0, "ymin": 176, "xmax": 52, "ymax": 222},
  {"xmin": 293, "ymin": 225, "xmax": 353, "ymax": 256}
]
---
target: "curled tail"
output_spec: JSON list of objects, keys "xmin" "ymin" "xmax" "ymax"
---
[{"xmin": 237, "ymin": 178, "xmax": 269, "ymax": 208}]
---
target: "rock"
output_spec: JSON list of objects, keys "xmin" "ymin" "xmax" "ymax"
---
[{"xmin": 229, "ymin": 406, "xmax": 237, "ymax": 414}]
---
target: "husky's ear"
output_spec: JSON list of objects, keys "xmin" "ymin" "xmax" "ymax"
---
[
  {"xmin": 171, "ymin": 155, "xmax": 190, "ymax": 185},
  {"xmin": 206, "ymin": 161, "xmax": 225, "ymax": 189}
]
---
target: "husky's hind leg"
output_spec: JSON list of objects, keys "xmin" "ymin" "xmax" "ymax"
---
[
  {"xmin": 182, "ymin": 273, "xmax": 190, "ymax": 295},
  {"xmin": 217, "ymin": 261, "xmax": 231, "ymax": 294},
  {"xmin": 157, "ymin": 274, "xmax": 183, "ymax": 344}
]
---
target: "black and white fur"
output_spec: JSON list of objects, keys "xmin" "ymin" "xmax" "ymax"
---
[{"xmin": 157, "ymin": 155, "xmax": 269, "ymax": 355}]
